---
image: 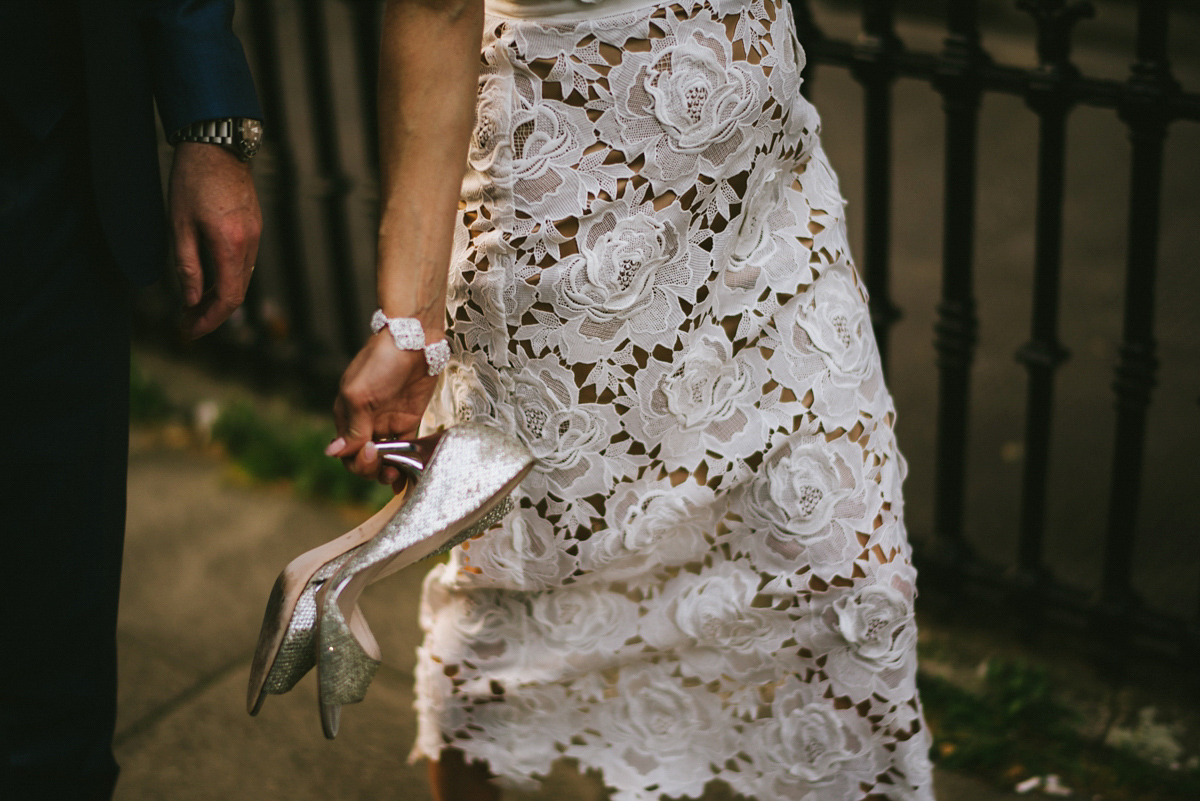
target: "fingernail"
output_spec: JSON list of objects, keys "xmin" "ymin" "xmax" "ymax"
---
[
  {"xmin": 324, "ymin": 437, "xmax": 345, "ymax": 456},
  {"xmin": 363, "ymin": 441, "xmax": 377, "ymax": 461}
]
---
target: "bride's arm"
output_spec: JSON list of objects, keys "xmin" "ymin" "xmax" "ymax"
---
[
  {"xmin": 328, "ymin": 0, "xmax": 485, "ymax": 482},
  {"xmin": 375, "ymin": 0, "xmax": 484, "ymax": 329}
]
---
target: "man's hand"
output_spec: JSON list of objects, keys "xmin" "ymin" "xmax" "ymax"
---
[{"xmin": 168, "ymin": 142, "xmax": 262, "ymax": 340}]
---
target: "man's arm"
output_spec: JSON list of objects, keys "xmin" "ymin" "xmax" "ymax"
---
[
  {"xmin": 143, "ymin": 0, "xmax": 263, "ymax": 338},
  {"xmin": 141, "ymin": 0, "xmax": 262, "ymax": 134}
]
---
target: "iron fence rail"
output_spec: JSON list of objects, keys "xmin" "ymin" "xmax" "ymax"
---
[
  {"xmin": 792, "ymin": 0, "xmax": 1199, "ymax": 672},
  {"xmin": 135, "ymin": 0, "xmax": 1200, "ymax": 675}
]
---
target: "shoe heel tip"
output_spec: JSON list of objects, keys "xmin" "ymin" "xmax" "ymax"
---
[{"xmin": 321, "ymin": 703, "xmax": 341, "ymax": 739}]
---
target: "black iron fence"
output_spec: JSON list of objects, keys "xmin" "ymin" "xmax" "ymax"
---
[{"xmin": 135, "ymin": 0, "xmax": 1200, "ymax": 677}]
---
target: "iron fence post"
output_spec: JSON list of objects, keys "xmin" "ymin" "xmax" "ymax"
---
[
  {"xmin": 929, "ymin": 0, "xmax": 986, "ymax": 583},
  {"xmin": 849, "ymin": 0, "xmax": 902, "ymax": 371},
  {"xmin": 300, "ymin": 0, "xmax": 364, "ymax": 357},
  {"xmin": 1012, "ymin": 0, "xmax": 1093, "ymax": 627},
  {"xmin": 1097, "ymin": 0, "xmax": 1179, "ymax": 666},
  {"xmin": 243, "ymin": 0, "xmax": 319, "ymax": 381},
  {"xmin": 790, "ymin": 0, "xmax": 824, "ymax": 101}
]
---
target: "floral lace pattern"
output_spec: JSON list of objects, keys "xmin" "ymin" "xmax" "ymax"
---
[{"xmin": 412, "ymin": 0, "xmax": 933, "ymax": 798}]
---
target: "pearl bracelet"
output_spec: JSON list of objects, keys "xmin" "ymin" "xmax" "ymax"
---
[{"xmin": 370, "ymin": 309, "xmax": 452, "ymax": 376}]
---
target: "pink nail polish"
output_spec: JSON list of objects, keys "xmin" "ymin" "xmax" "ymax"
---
[
  {"xmin": 363, "ymin": 442, "xmax": 377, "ymax": 461},
  {"xmin": 324, "ymin": 437, "xmax": 345, "ymax": 456}
]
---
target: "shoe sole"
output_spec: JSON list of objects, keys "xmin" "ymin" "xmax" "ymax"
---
[
  {"xmin": 246, "ymin": 490, "xmax": 408, "ymax": 715},
  {"xmin": 316, "ymin": 458, "xmax": 534, "ymax": 738}
]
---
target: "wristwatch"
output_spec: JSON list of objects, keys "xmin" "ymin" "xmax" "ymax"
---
[{"xmin": 170, "ymin": 117, "xmax": 264, "ymax": 162}]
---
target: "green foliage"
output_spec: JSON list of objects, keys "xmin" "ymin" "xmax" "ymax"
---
[
  {"xmin": 922, "ymin": 660, "xmax": 1076, "ymax": 774},
  {"xmin": 210, "ymin": 400, "xmax": 393, "ymax": 509},
  {"xmin": 129, "ymin": 358, "xmax": 175, "ymax": 423},
  {"xmin": 921, "ymin": 659, "xmax": 1200, "ymax": 800}
]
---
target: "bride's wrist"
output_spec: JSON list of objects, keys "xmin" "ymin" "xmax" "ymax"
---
[
  {"xmin": 380, "ymin": 314, "xmax": 444, "ymax": 342},
  {"xmin": 377, "ymin": 287, "xmax": 445, "ymax": 340},
  {"xmin": 370, "ymin": 308, "xmax": 451, "ymax": 376}
]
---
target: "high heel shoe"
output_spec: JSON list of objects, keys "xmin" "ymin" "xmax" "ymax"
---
[
  {"xmin": 247, "ymin": 491, "xmax": 409, "ymax": 715},
  {"xmin": 315, "ymin": 422, "xmax": 535, "ymax": 739}
]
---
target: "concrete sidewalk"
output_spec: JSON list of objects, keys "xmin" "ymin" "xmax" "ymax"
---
[{"xmin": 111, "ymin": 360, "xmax": 1016, "ymax": 801}]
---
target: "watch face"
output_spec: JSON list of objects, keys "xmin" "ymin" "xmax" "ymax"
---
[{"xmin": 238, "ymin": 119, "xmax": 263, "ymax": 159}]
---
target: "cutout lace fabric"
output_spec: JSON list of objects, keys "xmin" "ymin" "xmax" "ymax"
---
[{"xmin": 412, "ymin": 0, "xmax": 935, "ymax": 798}]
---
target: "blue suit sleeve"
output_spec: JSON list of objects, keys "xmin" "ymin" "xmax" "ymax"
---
[{"xmin": 142, "ymin": 0, "xmax": 263, "ymax": 136}]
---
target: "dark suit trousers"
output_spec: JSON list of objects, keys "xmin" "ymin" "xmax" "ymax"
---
[{"xmin": 0, "ymin": 100, "xmax": 129, "ymax": 800}]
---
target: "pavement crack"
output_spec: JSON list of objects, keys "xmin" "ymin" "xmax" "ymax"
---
[{"xmin": 114, "ymin": 652, "xmax": 253, "ymax": 749}]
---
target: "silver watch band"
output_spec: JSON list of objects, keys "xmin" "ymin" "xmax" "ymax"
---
[
  {"xmin": 172, "ymin": 118, "xmax": 238, "ymax": 147},
  {"xmin": 171, "ymin": 118, "xmax": 263, "ymax": 161}
]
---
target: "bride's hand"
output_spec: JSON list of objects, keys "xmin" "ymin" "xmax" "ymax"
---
[{"xmin": 327, "ymin": 333, "xmax": 440, "ymax": 486}]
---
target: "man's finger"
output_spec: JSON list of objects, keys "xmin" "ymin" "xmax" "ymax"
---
[
  {"xmin": 242, "ymin": 210, "xmax": 261, "ymax": 288},
  {"xmin": 180, "ymin": 286, "xmax": 218, "ymax": 337},
  {"xmin": 174, "ymin": 223, "xmax": 204, "ymax": 307},
  {"xmin": 182, "ymin": 292, "xmax": 239, "ymax": 339},
  {"xmin": 183, "ymin": 227, "xmax": 251, "ymax": 339}
]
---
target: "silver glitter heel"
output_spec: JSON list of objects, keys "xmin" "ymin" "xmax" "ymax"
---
[
  {"xmin": 314, "ymin": 422, "xmax": 535, "ymax": 739},
  {"xmin": 247, "ymin": 491, "xmax": 410, "ymax": 715}
]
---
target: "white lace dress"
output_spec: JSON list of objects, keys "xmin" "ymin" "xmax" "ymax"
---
[{"xmin": 411, "ymin": 0, "xmax": 934, "ymax": 798}]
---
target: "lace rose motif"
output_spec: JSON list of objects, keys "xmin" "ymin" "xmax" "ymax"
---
[
  {"xmin": 582, "ymin": 479, "xmax": 716, "ymax": 581},
  {"xmin": 730, "ymin": 165, "xmax": 789, "ymax": 270},
  {"xmin": 739, "ymin": 421, "xmax": 881, "ymax": 583},
  {"xmin": 643, "ymin": 561, "xmax": 788, "ymax": 689},
  {"xmin": 754, "ymin": 679, "xmax": 877, "ymax": 799},
  {"xmin": 515, "ymin": 391, "xmax": 603, "ymax": 474},
  {"xmin": 777, "ymin": 704, "xmax": 860, "ymax": 782},
  {"xmin": 709, "ymin": 161, "xmax": 811, "ymax": 321},
  {"xmin": 834, "ymin": 584, "xmax": 915, "ymax": 672},
  {"xmin": 579, "ymin": 664, "xmax": 730, "ymax": 797},
  {"xmin": 512, "ymin": 359, "xmax": 607, "ymax": 475},
  {"xmin": 529, "ymin": 586, "xmax": 637, "ymax": 660},
  {"xmin": 456, "ymin": 511, "xmax": 575, "ymax": 591},
  {"xmin": 419, "ymin": 574, "xmax": 528, "ymax": 675},
  {"xmin": 894, "ymin": 734, "xmax": 937, "ymax": 800},
  {"xmin": 470, "ymin": 55, "xmax": 599, "ymax": 226},
  {"xmin": 796, "ymin": 573, "xmax": 920, "ymax": 702},
  {"xmin": 800, "ymin": 265, "xmax": 875, "ymax": 382},
  {"xmin": 464, "ymin": 685, "xmax": 580, "ymax": 781},
  {"xmin": 535, "ymin": 191, "xmax": 703, "ymax": 360},
  {"xmin": 448, "ymin": 253, "xmax": 515, "ymax": 365},
  {"xmin": 507, "ymin": 355, "xmax": 636, "ymax": 528},
  {"xmin": 662, "ymin": 338, "xmax": 750, "ymax": 428},
  {"xmin": 451, "ymin": 591, "xmax": 521, "ymax": 650},
  {"xmin": 469, "ymin": 68, "xmax": 512, "ymax": 175},
  {"xmin": 509, "ymin": 101, "xmax": 597, "ymax": 222},
  {"xmin": 627, "ymin": 325, "xmax": 773, "ymax": 471},
  {"xmin": 598, "ymin": 17, "xmax": 765, "ymax": 191},
  {"xmin": 564, "ymin": 214, "xmax": 678, "ymax": 325},
  {"xmin": 675, "ymin": 575, "xmax": 764, "ymax": 650},
  {"xmin": 433, "ymin": 356, "xmax": 493, "ymax": 429},
  {"xmin": 645, "ymin": 37, "xmax": 756, "ymax": 153},
  {"xmin": 766, "ymin": 443, "xmax": 851, "ymax": 539},
  {"xmin": 768, "ymin": 264, "xmax": 889, "ymax": 430}
]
